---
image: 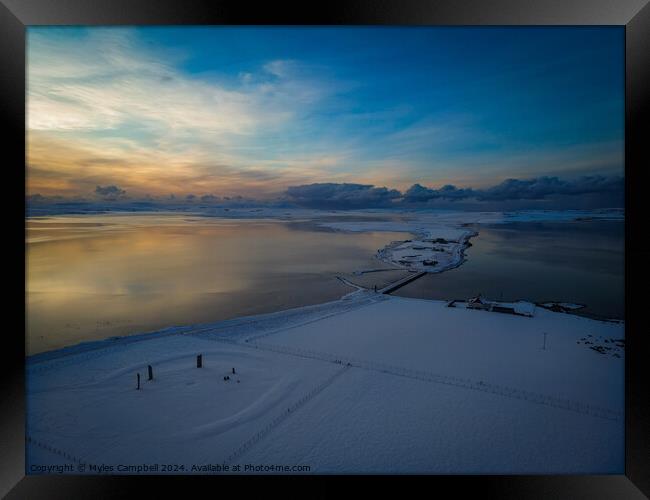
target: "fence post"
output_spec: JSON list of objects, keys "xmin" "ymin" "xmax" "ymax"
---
[
  {"xmin": 148, "ymin": 365, "xmax": 153, "ymax": 380},
  {"xmin": 136, "ymin": 373, "xmax": 140, "ymax": 390}
]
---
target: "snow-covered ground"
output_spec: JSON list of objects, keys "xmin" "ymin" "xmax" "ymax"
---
[
  {"xmin": 376, "ymin": 228, "xmax": 476, "ymax": 272},
  {"xmin": 26, "ymin": 208, "xmax": 624, "ymax": 474},
  {"xmin": 318, "ymin": 219, "xmax": 478, "ymax": 272},
  {"xmin": 27, "ymin": 291, "xmax": 624, "ymax": 474},
  {"xmin": 319, "ymin": 221, "xmax": 478, "ymax": 273}
]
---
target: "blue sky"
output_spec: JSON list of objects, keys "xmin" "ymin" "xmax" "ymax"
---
[{"xmin": 27, "ymin": 26, "xmax": 624, "ymax": 207}]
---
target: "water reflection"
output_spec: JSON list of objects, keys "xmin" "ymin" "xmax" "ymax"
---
[
  {"xmin": 26, "ymin": 214, "xmax": 406, "ymax": 354},
  {"xmin": 26, "ymin": 215, "xmax": 625, "ymax": 354},
  {"xmin": 395, "ymin": 221, "xmax": 624, "ymax": 320}
]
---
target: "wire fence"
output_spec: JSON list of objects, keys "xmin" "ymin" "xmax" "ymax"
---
[
  {"xmin": 26, "ymin": 434, "xmax": 86, "ymax": 465},
  {"xmin": 184, "ymin": 330, "xmax": 622, "ymax": 422},
  {"xmin": 246, "ymin": 341, "xmax": 622, "ymax": 422}
]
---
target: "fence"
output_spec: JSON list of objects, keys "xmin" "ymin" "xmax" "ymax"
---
[{"xmin": 247, "ymin": 341, "xmax": 622, "ymax": 422}]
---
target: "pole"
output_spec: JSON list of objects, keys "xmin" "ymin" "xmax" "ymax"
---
[
  {"xmin": 197, "ymin": 354, "xmax": 202, "ymax": 368},
  {"xmin": 148, "ymin": 365, "xmax": 153, "ymax": 381},
  {"xmin": 136, "ymin": 373, "xmax": 140, "ymax": 390}
]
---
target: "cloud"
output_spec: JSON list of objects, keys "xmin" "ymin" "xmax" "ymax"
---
[
  {"xmin": 476, "ymin": 175, "xmax": 623, "ymax": 201},
  {"xmin": 401, "ymin": 175, "xmax": 623, "ymax": 204},
  {"xmin": 26, "ymin": 29, "xmax": 624, "ymax": 207},
  {"xmin": 28, "ymin": 174, "xmax": 624, "ymax": 214},
  {"xmin": 286, "ymin": 176, "xmax": 623, "ymax": 210},
  {"xmin": 27, "ymin": 32, "xmax": 338, "ymax": 142},
  {"xmin": 263, "ymin": 59, "xmax": 295, "ymax": 78},
  {"xmin": 26, "ymin": 30, "xmax": 354, "ymax": 200},
  {"xmin": 285, "ymin": 183, "xmax": 401, "ymax": 209},
  {"xmin": 95, "ymin": 184, "xmax": 126, "ymax": 199},
  {"xmin": 403, "ymin": 183, "xmax": 477, "ymax": 202},
  {"xmin": 27, "ymin": 29, "xmax": 267, "ymax": 136},
  {"xmin": 25, "ymin": 132, "xmax": 326, "ymax": 199}
]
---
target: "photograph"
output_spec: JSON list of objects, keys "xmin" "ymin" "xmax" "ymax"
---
[{"xmin": 25, "ymin": 25, "xmax": 626, "ymax": 475}]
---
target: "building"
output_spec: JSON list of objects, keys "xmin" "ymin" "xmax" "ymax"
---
[{"xmin": 467, "ymin": 295, "xmax": 491, "ymax": 311}]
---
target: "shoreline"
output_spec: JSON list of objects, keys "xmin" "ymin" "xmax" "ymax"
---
[
  {"xmin": 27, "ymin": 209, "xmax": 624, "ymax": 358},
  {"xmin": 27, "ymin": 287, "xmax": 624, "ymax": 364},
  {"xmin": 375, "ymin": 228, "xmax": 478, "ymax": 273}
]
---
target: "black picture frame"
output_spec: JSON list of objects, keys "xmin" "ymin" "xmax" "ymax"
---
[{"xmin": 2, "ymin": 0, "xmax": 649, "ymax": 497}]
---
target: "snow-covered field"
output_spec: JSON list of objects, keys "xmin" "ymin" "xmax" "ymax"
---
[
  {"xmin": 26, "ymin": 208, "xmax": 625, "ymax": 474},
  {"xmin": 27, "ymin": 291, "xmax": 624, "ymax": 474}
]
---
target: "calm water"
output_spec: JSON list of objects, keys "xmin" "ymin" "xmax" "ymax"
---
[
  {"xmin": 26, "ymin": 215, "xmax": 624, "ymax": 354},
  {"xmin": 394, "ymin": 221, "xmax": 624, "ymax": 320},
  {"xmin": 26, "ymin": 214, "xmax": 406, "ymax": 354}
]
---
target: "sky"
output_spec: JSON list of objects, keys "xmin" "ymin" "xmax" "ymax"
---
[{"xmin": 26, "ymin": 27, "xmax": 625, "ymax": 209}]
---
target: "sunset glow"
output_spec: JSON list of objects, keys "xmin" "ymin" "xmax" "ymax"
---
[{"xmin": 27, "ymin": 27, "xmax": 624, "ymax": 207}]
